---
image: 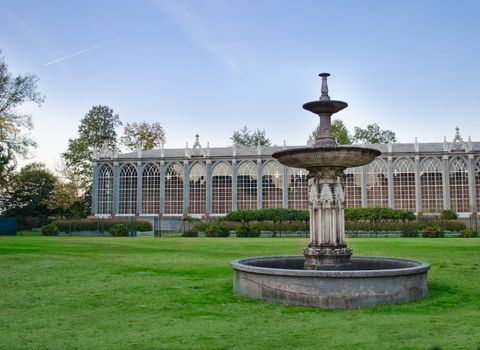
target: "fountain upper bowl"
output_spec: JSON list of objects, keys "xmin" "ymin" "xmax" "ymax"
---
[{"xmin": 272, "ymin": 146, "xmax": 381, "ymax": 170}]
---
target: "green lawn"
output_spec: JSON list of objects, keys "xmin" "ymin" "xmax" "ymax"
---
[{"xmin": 0, "ymin": 237, "xmax": 479, "ymax": 350}]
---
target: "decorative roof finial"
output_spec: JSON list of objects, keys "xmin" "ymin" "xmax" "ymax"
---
[
  {"xmin": 453, "ymin": 126, "xmax": 464, "ymax": 144},
  {"xmin": 319, "ymin": 73, "xmax": 331, "ymax": 101},
  {"xmin": 193, "ymin": 134, "xmax": 202, "ymax": 149}
]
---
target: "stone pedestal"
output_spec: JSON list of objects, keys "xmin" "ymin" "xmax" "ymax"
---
[{"xmin": 304, "ymin": 168, "xmax": 352, "ymax": 269}]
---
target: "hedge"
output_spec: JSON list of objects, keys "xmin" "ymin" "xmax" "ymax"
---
[
  {"xmin": 190, "ymin": 220, "xmax": 308, "ymax": 234},
  {"xmin": 225, "ymin": 208, "xmax": 309, "ymax": 222},
  {"xmin": 225, "ymin": 207, "xmax": 416, "ymax": 223},
  {"xmin": 52, "ymin": 219, "xmax": 152, "ymax": 233},
  {"xmin": 346, "ymin": 220, "xmax": 466, "ymax": 234},
  {"xmin": 344, "ymin": 207, "xmax": 416, "ymax": 222}
]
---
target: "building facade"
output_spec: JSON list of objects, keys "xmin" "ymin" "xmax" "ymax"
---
[{"xmin": 92, "ymin": 131, "xmax": 480, "ymax": 219}]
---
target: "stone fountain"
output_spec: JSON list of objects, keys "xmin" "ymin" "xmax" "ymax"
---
[{"xmin": 231, "ymin": 73, "xmax": 430, "ymax": 308}]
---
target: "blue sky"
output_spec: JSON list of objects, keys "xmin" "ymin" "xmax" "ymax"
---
[{"xmin": 1, "ymin": 0, "xmax": 479, "ymax": 170}]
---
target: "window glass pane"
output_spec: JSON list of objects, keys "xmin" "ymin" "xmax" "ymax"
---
[
  {"xmin": 237, "ymin": 162, "xmax": 257, "ymax": 210},
  {"xmin": 212, "ymin": 162, "xmax": 232, "ymax": 214}
]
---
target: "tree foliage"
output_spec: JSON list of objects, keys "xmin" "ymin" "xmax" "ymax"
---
[
  {"xmin": 2, "ymin": 163, "xmax": 56, "ymax": 219},
  {"xmin": 231, "ymin": 126, "xmax": 271, "ymax": 147},
  {"xmin": 0, "ymin": 51, "xmax": 44, "ymax": 184},
  {"xmin": 62, "ymin": 105, "xmax": 122, "ymax": 213},
  {"xmin": 47, "ymin": 161, "xmax": 87, "ymax": 218},
  {"xmin": 307, "ymin": 119, "xmax": 352, "ymax": 146},
  {"xmin": 353, "ymin": 123, "xmax": 396, "ymax": 144},
  {"xmin": 121, "ymin": 121, "xmax": 166, "ymax": 151}
]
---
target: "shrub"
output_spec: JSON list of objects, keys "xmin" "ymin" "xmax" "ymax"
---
[
  {"xmin": 422, "ymin": 224, "xmax": 444, "ymax": 238},
  {"xmin": 205, "ymin": 225, "xmax": 230, "ymax": 237},
  {"xmin": 235, "ymin": 225, "xmax": 261, "ymax": 237},
  {"xmin": 41, "ymin": 224, "xmax": 59, "ymax": 236},
  {"xmin": 460, "ymin": 228, "xmax": 475, "ymax": 238},
  {"xmin": 440, "ymin": 209, "xmax": 458, "ymax": 220},
  {"xmin": 182, "ymin": 230, "xmax": 198, "ymax": 237},
  {"xmin": 110, "ymin": 224, "xmax": 128, "ymax": 237}
]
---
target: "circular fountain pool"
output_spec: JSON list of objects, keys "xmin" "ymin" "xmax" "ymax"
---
[{"xmin": 232, "ymin": 256, "xmax": 430, "ymax": 309}]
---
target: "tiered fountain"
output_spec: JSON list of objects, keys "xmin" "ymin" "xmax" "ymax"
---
[{"xmin": 231, "ymin": 73, "xmax": 430, "ymax": 309}]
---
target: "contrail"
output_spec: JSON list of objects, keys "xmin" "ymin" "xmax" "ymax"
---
[{"xmin": 43, "ymin": 43, "xmax": 105, "ymax": 66}]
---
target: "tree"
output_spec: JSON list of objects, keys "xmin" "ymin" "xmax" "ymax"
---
[
  {"xmin": 62, "ymin": 105, "xmax": 122, "ymax": 213},
  {"xmin": 231, "ymin": 126, "xmax": 271, "ymax": 147},
  {"xmin": 47, "ymin": 161, "xmax": 87, "ymax": 218},
  {"xmin": 121, "ymin": 121, "xmax": 166, "ymax": 151},
  {"xmin": 0, "ymin": 51, "xmax": 44, "ymax": 185},
  {"xmin": 2, "ymin": 163, "xmax": 56, "ymax": 226},
  {"xmin": 353, "ymin": 123, "xmax": 397, "ymax": 144},
  {"xmin": 307, "ymin": 119, "xmax": 352, "ymax": 146}
]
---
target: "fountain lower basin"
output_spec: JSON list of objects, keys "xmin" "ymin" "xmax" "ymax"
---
[{"xmin": 232, "ymin": 256, "xmax": 430, "ymax": 309}]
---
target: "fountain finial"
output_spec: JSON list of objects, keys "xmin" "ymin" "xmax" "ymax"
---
[{"xmin": 319, "ymin": 73, "xmax": 331, "ymax": 101}]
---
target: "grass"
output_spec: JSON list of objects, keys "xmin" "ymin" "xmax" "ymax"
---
[{"xmin": 0, "ymin": 236, "xmax": 479, "ymax": 350}]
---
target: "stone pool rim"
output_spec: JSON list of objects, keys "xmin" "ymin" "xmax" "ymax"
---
[{"xmin": 231, "ymin": 255, "xmax": 431, "ymax": 278}]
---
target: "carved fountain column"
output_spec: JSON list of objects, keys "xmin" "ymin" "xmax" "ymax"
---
[{"xmin": 304, "ymin": 168, "xmax": 351, "ymax": 269}]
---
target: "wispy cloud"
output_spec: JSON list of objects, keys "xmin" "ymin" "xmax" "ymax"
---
[
  {"xmin": 150, "ymin": 0, "xmax": 239, "ymax": 72},
  {"xmin": 43, "ymin": 43, "xmax": 105, "ymax": 66}
]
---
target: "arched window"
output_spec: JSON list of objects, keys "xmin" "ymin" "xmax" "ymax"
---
[
  {"xmin": 476, "ymin": 158, "xmax": 480, "ymax": 211},
  {"xmin": 119, "ymin": 163, "xmax": 137, "ymax": 215},
  {"xmin": 142, "ymin": 163, "xmax": 160, "ymax": 214},
  {"xmin": 262, "ymin": 161, "xmax": 283, "ymax": 208},
  {"xmin": 165, "ymin": 163, "xmax": 183, "ymax": 214},
  {"xmin": 97, "ymin": 164, "xmax": 113, "ymax": 215},
  {"xmin": 288, "ymin": 167, "xmax": 308, "ymax": 209},
  {"xmin": 420, "ymin": 157, "xmax": 443, "ymax": 213},
  {"xmin": 189, "ymin": 163, "xmax": 207, "ymax": 214},
  {"xmin": 212, "ymin": 162, "xmax": 232, "ymax": 214},
  {"xmin": 345, "ymin": 166, "xmax": 362, "ymax": 208},
  {"xmin": 237, "ymin": 162, "xmax": 257, "ymax": 210},
  {"xmin": 449, "ymin": 157, "xmax": 469, "ymax": 212},
  {"xmin": 366, "ymin": 159, "xmax": 388, "ymax": 207},
  {"xmin": 393, "ymin": 158, "xmax": 416, "ymax": 211}
]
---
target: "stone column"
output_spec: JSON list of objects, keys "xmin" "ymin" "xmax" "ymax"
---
[
  {"xmin": 304, "ymin": 167, "xmax": 351, "ymax": 270},
  {"xmin": 92, "ymin": 162, "xmax": 99, "ymax": 215},
  {"xmin": 442, "ymin": 155, "xmax": 450, "ymax": 210},
  {"xmin": 468, "ymin": 155, "xmax": 476, "ymax": 212},
  {"xmin": 472, "ymin": 157, "xmax": 478, "ymax": 213},
  {"xmin": 387, "ymin": 156, "xmax": 394, "ymax": 208},
  {"xmin": 206, "ymin": 160, "xmax": 212, "ymax": 215},
  {"xmin": 113, "ymin": 162, "xmax": 120, "ymax": 216},
  {"xmin": 415, "ymin": 156, "xmax": 421, "ymax": 214},
  {"xmin": 183, "ymin": 161, "xmax": 190, "ymax": 214},
  {"xmin": 160, "ymin": 161, "xmax": 166, "ymax": 214},
  {"xmin": 361, "ymin": 165, "xmax": 368, "ymax": 207},
  {"xmin": 232, "ymin": 160, "xmax": 238, "ymax": 211},
  {"xmin": 282, "ymin": 165, "xmax": 289, "ymax": 208},
  {"xmin": 136, "ymin": 162, "xmax": 143, "ymax": 215},
  {"xmin": 257, "ymin": 159, "xmax": 263, "ymax": 209}
]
